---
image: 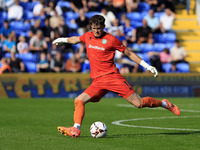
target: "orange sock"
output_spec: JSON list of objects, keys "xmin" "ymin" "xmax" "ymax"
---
[
  {"xmin": 141, "ymin": 97, "xmax": 162, "ymax": 108},
  {"xmin": 74, "ymin": 100, "xmax": 85, "ymax": 125}
]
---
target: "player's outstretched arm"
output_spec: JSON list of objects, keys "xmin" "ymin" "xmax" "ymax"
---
[
  {"xmin": 52, "ymin": 36, "xmax": 81, "ymax": 45},
  {"xmin": 123, "ymin": 48, "xmax": 158, "ymax": 77}
]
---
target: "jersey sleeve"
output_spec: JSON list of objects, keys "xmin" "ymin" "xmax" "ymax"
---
[
  {"xmin": 112, "ymin": 37, "xmax": 126, "ymax": 52},
  {"xmin": 79, "ymin": 32, "xmax": 87, "ymax": 43}
]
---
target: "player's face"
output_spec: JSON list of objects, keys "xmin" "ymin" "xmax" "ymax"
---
[{"xmin": 91, "ymin": 24, "xmax": 105, "ymax": 38}]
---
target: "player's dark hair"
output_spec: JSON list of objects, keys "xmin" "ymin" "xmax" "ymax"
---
[{"xmin": 89, "ymin": 15, "xmax": 105, "ymax": 26}]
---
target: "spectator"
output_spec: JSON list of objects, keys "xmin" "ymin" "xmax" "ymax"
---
[
  {"xmin": 144, "ymin": 9, "xmax": 162, "ymax": 33},
  {"xmin": 119, "ymin": 13, "xmax": 128, "ymax": 27},
  {"xmin": 3, "ymin": 33, "xmax": 16, "ymax": 53},
  {"xmin": 146, "ymin": 0, "xmax": 159, "ymax": 12},
  {"xmin": 87, "ymin": 0, "xmax": 99, "ymax": 12},
  {"xmin": 136, "ymin": 19, "xmax": 153, "ymax": 44},
  {"xmin": 112, "ymin": 0, "xmax": 126, "ymax": 12},
  {"xmin": 170, "ymin": 40, "xmax": 188, "ymax": 64},
  {"xmin": 37, "ymin": 51, "xmax": 50, "ymax": 72},
  {"xmin": 108, "ymin": 19, "xmax": 124, "ymax": 36},
  {"xmin": 0, "ymin": 57, "xmax": 11, "ymax": 74},
  {"xmin": 7, "ymin": 0, "xmax": 23, "ymax": 22},
  {"xmin": 33, "ymin": 0, "xmax": 46, "ymax": 17},
  {"xmin": 99, "ymin": 7, "xmax": 116, "ymax": 29},
  {"xmin": 148, "ymin": 51, "xmax": 162, "ymax": 72},
  {"xmin": 123, "ymin": 19, "xmax": 136, "ymax": 43},
  {"xmin": 50, "ymin": 51, "xmax": 65, "ymax": 72},
  {"xmin": 49, "ymin": 10, "xmax": 64, "ymax": 29},
  {"xmin": 126, "ymin": 0, "xmax": 140, "ymax": 13},
  {"xmin": 46, "ymin": 1, "xmax": 63, "ymax": 17},
  {"xmin": 103, "ymin": 0, "xmax": 117, "ymax": 17},
  {"xmin": 164, "ymin": 0, "xmax": 175, "ymax": 12},
  {"xmin": 42, "ymin": 17, "xmax": 54, "ymax": 44},
  {"xmin": 17, "ymin": 36, "xmax": 29, "ymax": 54},
  {"xmin": 29, "ymin": 19, "xmax": 42, "ymax": 38},
  {"xmin": 160, "ymin": 8, "xmax": 176, "ymax": 33},
  {"xmin": 47, "ymin": 43, "xmax": 62, "ymax": 61},
  {"xmin": 9, "ymin": 50, "xmax": 25, "ymax": 73},
  {"xmin": 0, "ymin": 0, "xmax": 6, "ymax": 11},
  {"xmin": 70, "ymin": 0, "xmax": 88, "ymax": 13},
  {"xmin": 54, "ymin": 17, "xmax": 69, "ymax": 37},
  {"xmin": 115, "ymin": 29, "xmax": 126, "ymax": 42},
  {"xmin": 0, "ymin": 20, "xmax": 16, "ymax": 42},
  {"xmin": 29, "ymin": 30, "xmax": 48, "ymax": 53},
  {"xmin": 75, "ymin": 9, "xmax": 89, "ymax": 35},
  {"xmin": 65, "ymin": 53, "xmax": 81, "ymax": 72},
  {"xmin": 160, "ymin": 48, "xmax": 171, "ymax": 63}
]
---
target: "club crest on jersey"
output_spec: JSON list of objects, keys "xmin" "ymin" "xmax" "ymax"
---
[{"xmin": 102, "ymin": 39, "xmax": 107, "ymax": 44}]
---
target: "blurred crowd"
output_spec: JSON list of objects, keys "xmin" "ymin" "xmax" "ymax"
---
[{"xmin": 0, "ymin": 0, "xmax": 189, "ymax": 74}]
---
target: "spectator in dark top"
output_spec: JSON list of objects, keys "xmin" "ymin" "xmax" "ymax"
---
[
  {"xmin": 46, "ymin": 0, "xmax": 63, "ymax": 16},
  {"xmin": 37, "ymin": 51, "xmax": 50, "ymax": 72},
  {"xmin": 103, "ymin": 0, "xmax": 117, "ymax": 17},
  {"xmin": 54, "ymin": 17, "xmax": 69, "ymax": 37},
  {"xmin": 42, "ymin": 17, "xmax": 54, "ymax": 44},
  {"xmin": 87, "ymin": 0, "xmax": 99, "ymax": 12},
  {"xmin": 75, "ymin": 8, "xmax": 89, "ymax": 35},
  {"xmin": 70, "ymin": 0, "xmax": 88, "ymax": 13},
  {"xmin": 136, "ymin": 19, "xmax": 153, "ymax": 44},
  {"xmin": 53, "ymin": 18, "xmax": 73, "ymax": 53},
  {"xmin": 0, "ymin": 20, "xmax": 16, "ymax": 42},
  {"xmin": 164, "ymin": 0, "xmax": 175, "ymax": 12},
  {"xmin": 0, "ymin": 57, "xmax": 11, "ymax": 74},
  {"xmin": 112, "ymin": 0, "xmax": 126, "ymax": 13},
  {"xmin": 47, "ymin": 43, "xmax": 62, "ymax": 61},
  {"xmin": 9, "ymin": 50, "xmax": 25, "ymax": 73},
  {"xmin": 50, "ymin": 51, "xmax": 65, "ymax": 72},
  {"xmin": 29, "ymin": 19, "xmax": 42, "ymax": 38}
]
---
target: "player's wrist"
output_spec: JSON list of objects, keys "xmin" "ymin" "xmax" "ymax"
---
[
  {"xmin": 140, "ymin": 60, "xmax": 150, "ymax": 69},
  {"xmin": 60, "ymin": 37, "xmax": 68, "ymax": 43}
]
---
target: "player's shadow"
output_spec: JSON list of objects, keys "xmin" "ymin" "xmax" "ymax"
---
[
  {"xmin": 79, "ymin": 131, "xmax": 200, "ymax": 138},
  {"xmin": 106, "ymin": 131, "xmax": 200, "ymax": 138}
]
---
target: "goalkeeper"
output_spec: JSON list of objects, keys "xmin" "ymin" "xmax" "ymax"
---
[{"xmin": 52, "ymin": 15, "xmax": 180, "ymax": 138}]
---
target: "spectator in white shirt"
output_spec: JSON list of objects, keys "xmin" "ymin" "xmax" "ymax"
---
[
  {"xmin": 33, "ymin": 0, "xmax": 46, "ymax": 17},
  {"xmin": 100, "ymin": 7, "xmax": 116, "ymax": 29},
  {"xmin": 160, "ymin": 8, "xmax": 176, "ymax": 33},
  {"xmin": 8, "ymin": 0, "xmax": 23, "ymax": 21}
]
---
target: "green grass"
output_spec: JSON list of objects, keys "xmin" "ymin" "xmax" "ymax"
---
[{"xmin": 0, "ymin": 98, "xmax": 200, "ymax": 150}]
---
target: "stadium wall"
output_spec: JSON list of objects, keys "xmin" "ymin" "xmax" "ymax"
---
[{"xmin": 0, "ymin": 73, "xmax": 200, "ymax": 98}]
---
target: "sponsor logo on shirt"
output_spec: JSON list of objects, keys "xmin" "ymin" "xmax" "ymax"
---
[
  {"xmin": 102, "ymin": 39, "xmax": 107, "ymax": 44},
  {"xmin": 89, "ymin": 44, "xmax": 105, "ymax": 51}
]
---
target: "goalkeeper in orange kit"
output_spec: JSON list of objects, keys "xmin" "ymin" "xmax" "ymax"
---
[{"xmin": 52, "ymin": 15, "xmax": 180, "ymax": 138}]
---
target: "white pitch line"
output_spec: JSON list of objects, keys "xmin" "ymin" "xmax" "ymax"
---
[
  {"xmin": 117, "ymin": 104, "xmax": 200, "ymax": 113},
  {"xmin": 112, "ymin": 116, "xmax": 200, "ymax": 131}
]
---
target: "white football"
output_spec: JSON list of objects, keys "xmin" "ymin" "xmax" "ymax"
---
[{"xmin": 90, "ymin": 121, "xmax": 107, "ymax": 138}]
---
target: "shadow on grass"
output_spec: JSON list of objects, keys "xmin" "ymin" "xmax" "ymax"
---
[
  {"xmin": 106, "ymin": 131, "xmax": 200, "ymax": 138},
  {"xmin": 80, "ymin": 131, "xmax": 200, "ymax": 138}
]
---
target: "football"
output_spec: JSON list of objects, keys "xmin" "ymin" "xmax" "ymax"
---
[{"xmin": 90, "ymin": 121, "xmax": 107, "ymax": 138}]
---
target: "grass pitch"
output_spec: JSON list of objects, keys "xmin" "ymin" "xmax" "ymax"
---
[{"xmin": 0, "ymin": 97, "xmax": 200, "ymax": 150}]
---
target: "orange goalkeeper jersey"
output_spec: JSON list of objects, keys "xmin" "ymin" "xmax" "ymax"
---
[{"xmin": 79, "ymin": 32, "xmax": 126, "ymax": 78}]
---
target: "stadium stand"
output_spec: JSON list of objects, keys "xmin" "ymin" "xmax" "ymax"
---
[{"xmin": 1, "ymin": 0, "xmax": 199, "ymax": 74}]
